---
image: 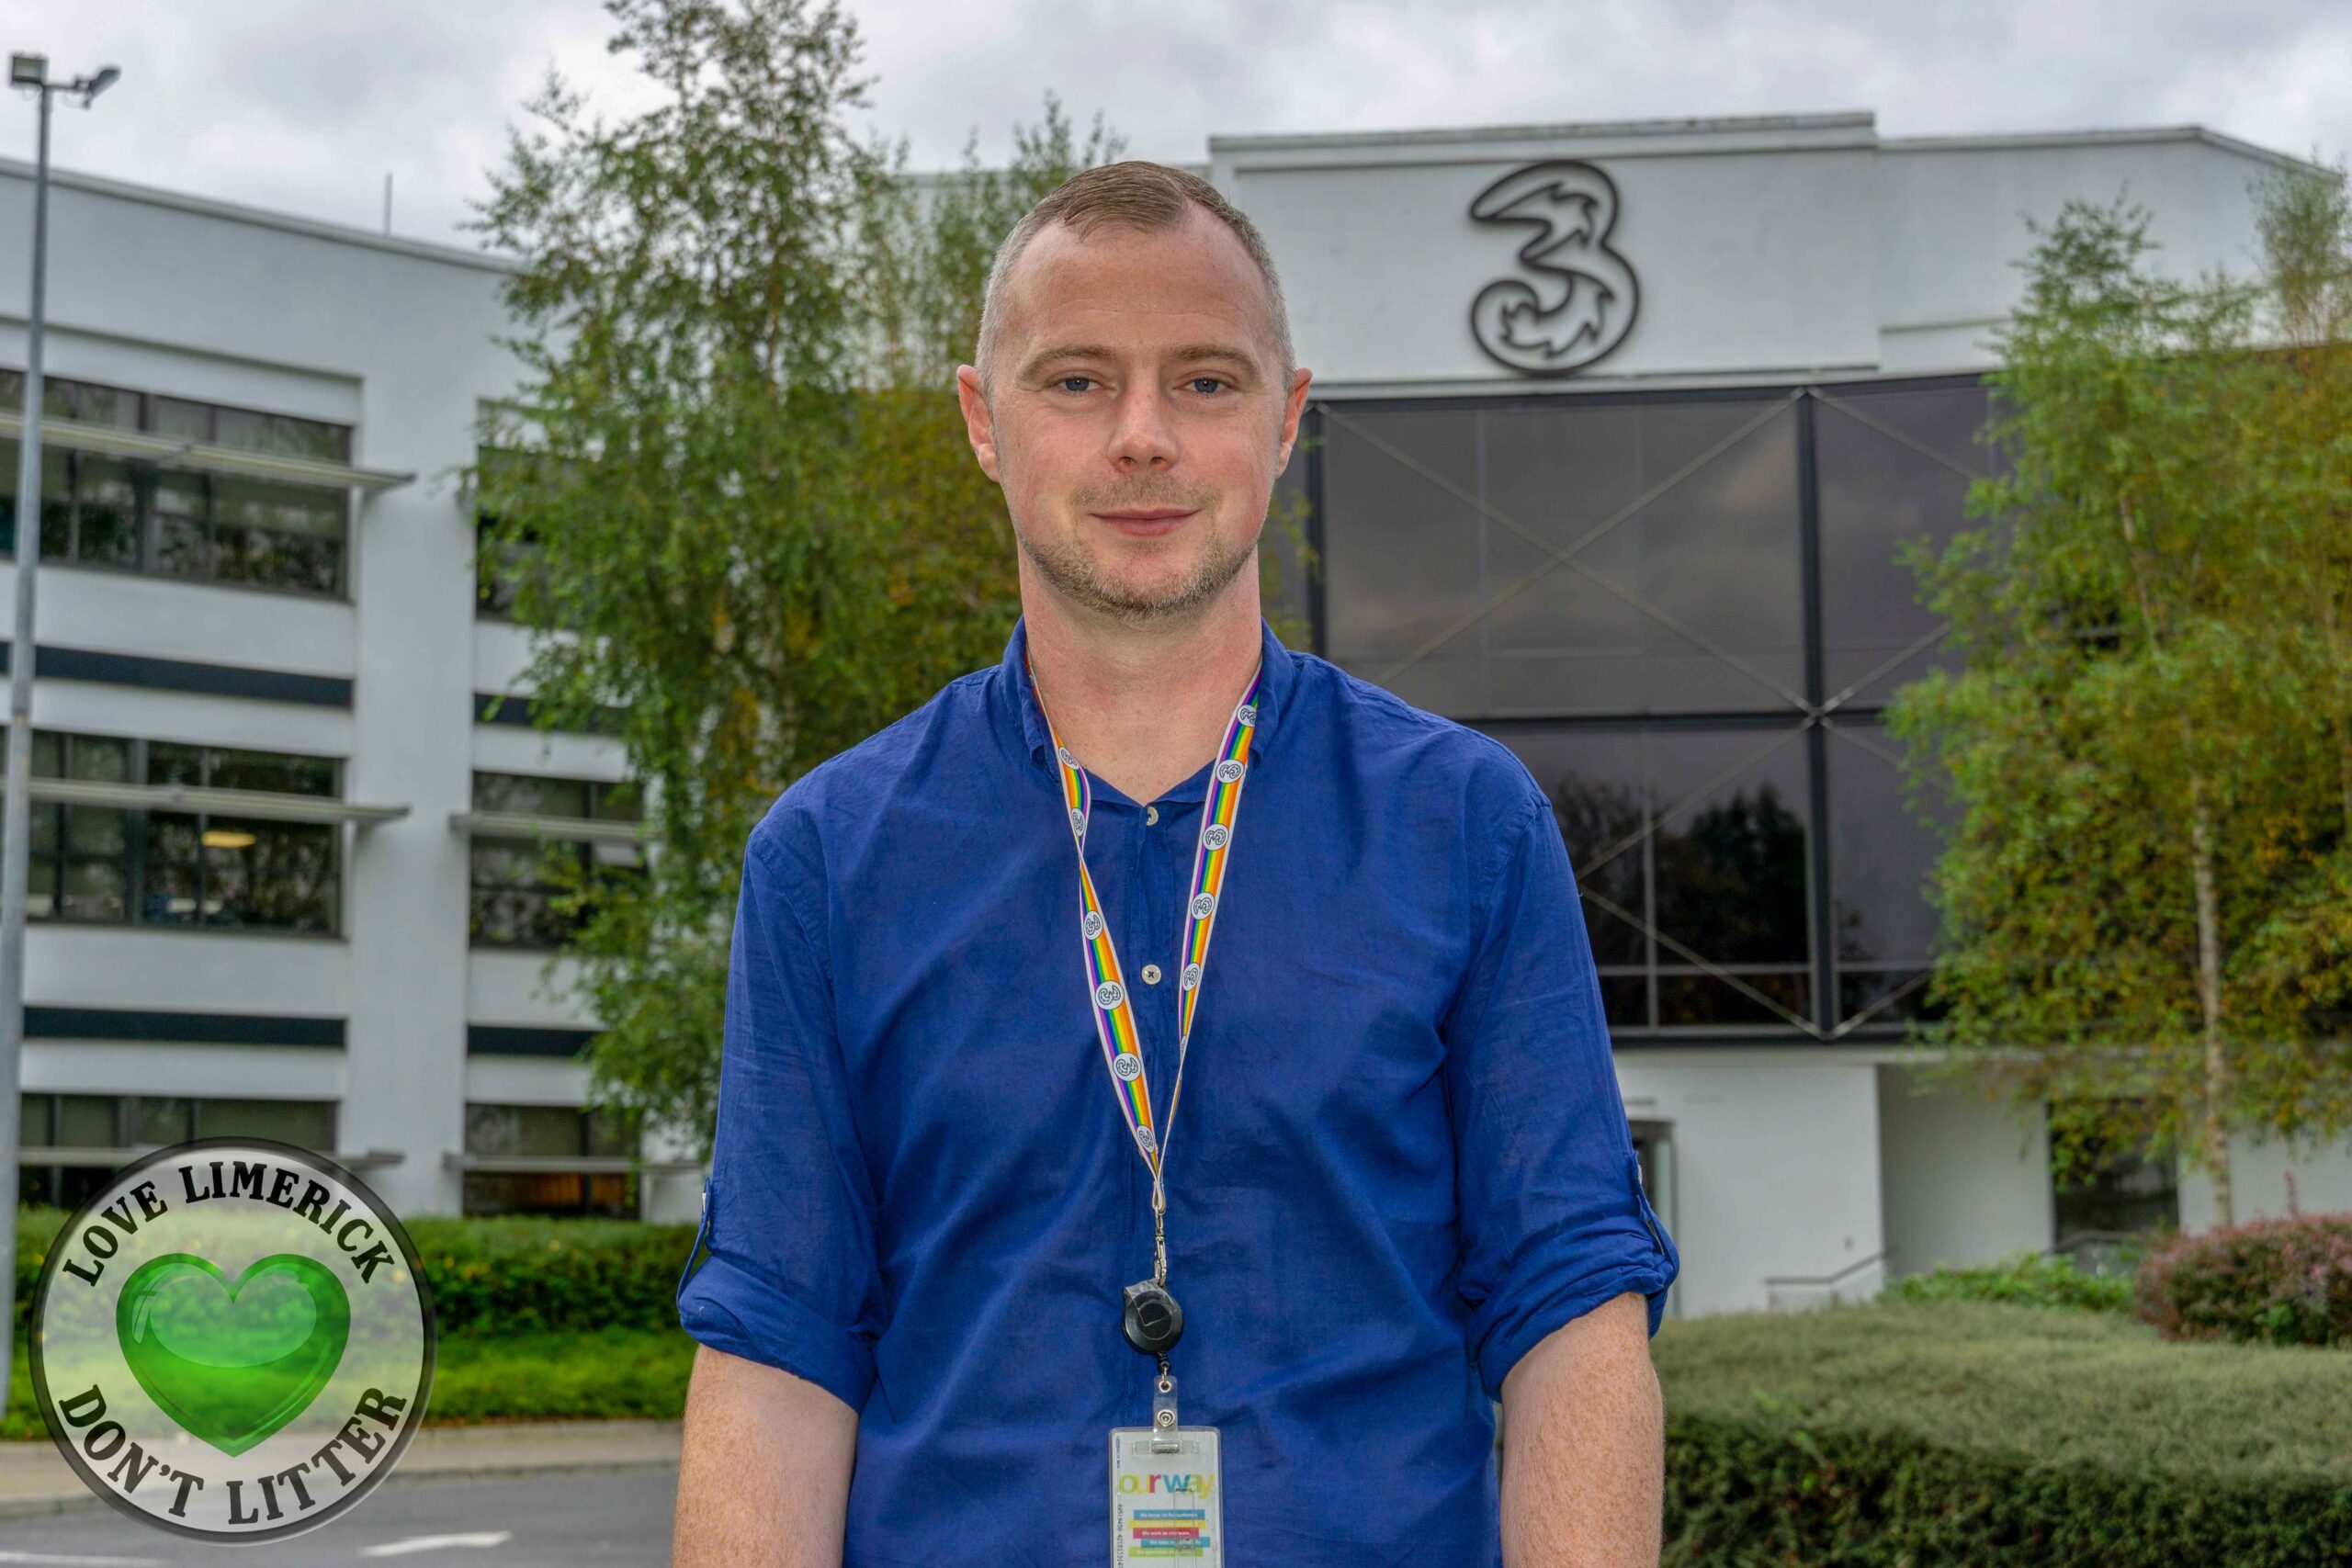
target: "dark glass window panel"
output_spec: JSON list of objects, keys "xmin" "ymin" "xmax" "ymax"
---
[
  {"xmin": 469, "ymin": 838, "xmax": 581, "ymax": 948},
  {"xmin": 66, "ymin": 734, "xmax": 130, "ymax": 782},
  {"xmin": 153, "ymin": 398, "xmax": 210, "ymax": 443},
  {"xmin": 29, "ymin": 804, "xmax": 56, "ymax": 854},
  {"xmin": 1497, "ymin": 728, "xmax": 1649, "ymax": 968},
  {"xmin": 1838, "ymin": 967, "xmax": 1941, "ymax": 1028},
  {"xmin": 1657, "ymin": 969, "xmax": 1809, "ymax": 1028},
  {"xmin": 1320, "ymin": 398, "xmax": 1804, "ymax": 719},
  {"xmin": 214, "ymin": 407, "xmax": 351, "ymax": 463},
  {"xmin": 461, "ymin": 1171, "xmax": 636, "ymax": 1218},
  {"xmin": 473, "ymin": 772, "xmax": 593, "ymax": 818},
  {"xmin": 35, "ymin": 447, "xmax": 71, "ymax": 558},
  {"xmin": 55, "ymin": 378, "xmax": 139, "ymax": 431},
  {"xmin": 1481, "ymin": 400, "xmax": 1804, "ymax": 716},
  {"xmin": 210, "ymin": 746, "xmax": 336, "ymax": 797},
  {"xmin": 73, "ymin": 457, "xmax": 141, "ymax": 566},
  {"xmin": 55, "ymin": 1094, "xmax": 117, "ymax": 1146},
  {"xmin": 30, "ymin": 730, "xmax": 60, "ymax": 777},
  {"xmin": 199, "ymin": 817, "xmax": 337, "ymax": 932},
  {"xmin": 64, "ymin": 807, "xmax": 125, "ymax": 854},
  {"xmin": 17, "ymin": 1093, "xmax": 51, "ymax": 1145},
  {"xmin": 2052, "ymin": 1122, "xmax": 2178, "ymax": 1252},
  {"xmin": 61, "ymin": 858, "xmax": 126, "ymax": 921},
  {"xmin": 147, "ymin": 741, "xmax": 207, "ymax": 788},
  {"xmin": 1825, "ymin": 721, "xmax": 1949, "ymax": 1018},
  {"xmin": 26, "ymin": 856, "xmax": 55, "ymax": 918},
  {"xmin": 1648, "ymin": 728, "xmax": 1810, "ymax": 966},
  {"xmin": 132, "ymin": 1097, "xmax": 194, "ymax": 1145},
  {"xmin": 1264, "ymin": 441, "xmax": 1315, "ymax": 644},
  {"xmin": 466, "ymin": 1102, "xmax": 587, "ymax": 1158},
  {"xmin": 143, "ymin": 832, "xmax": 203, "ymax": 924},
  {"xmin": 1596, "ymin": 973, "xmax": 1648, "ymax": 1031},
  {"xmin": 153, "ymin": 475, "xmax": 211, "ymax": 581},
  {"xmin": 1318, "ymin": 408, "xmax": 1487, "ymax": 715},
  {"xmin": 1815, "ymin": 384, "xmax": 1991, "ymax": 705},
  {"xmin": 197, "ymin": 1098, "xmax": 336, "ymax": 1147}
]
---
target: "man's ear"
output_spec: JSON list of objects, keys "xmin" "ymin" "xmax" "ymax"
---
[
  {"xmin": 956, "ymin": 365, "xmax": 1003, "ymax": 485},
  {"xmin": 1275, "ymin": 367, "xmax": 1313, "ymax": 469}
]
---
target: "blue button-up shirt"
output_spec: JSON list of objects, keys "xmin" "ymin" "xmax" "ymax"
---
[{"xmin": 677, "ymin": 615, "xmax": 1679, "ymax": 1565}]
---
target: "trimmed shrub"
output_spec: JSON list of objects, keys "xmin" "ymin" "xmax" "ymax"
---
[
  {"xmin": 1882, "ymin": 1250, "xmax": 2132, "ymax": 1314},
  {"xmin": 2132, "ymin": 1212, "xmax": 2352, "ymax": 1348},
  {"xmin": 1657, "ymin": 1300, "xmax": 2352, "ymax": 1567},
  {"xmin": 16, "ymin": 1205, "xmax": 697, "ymax": 1338}
]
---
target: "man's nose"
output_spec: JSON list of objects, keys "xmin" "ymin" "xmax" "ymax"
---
[{"xmin": 1109, "ymin": 386, "xmax": 1179, "ymax": 469}]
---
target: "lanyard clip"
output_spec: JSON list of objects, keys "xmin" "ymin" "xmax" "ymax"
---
[{"xmin": 1150, "ymin": 1371, "xmax": 1181, "ymax": 1453}]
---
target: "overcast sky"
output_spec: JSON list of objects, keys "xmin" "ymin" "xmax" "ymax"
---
[{"xmin": 6, "ymin": 0, "xmax": 2346, "ymax": 250}]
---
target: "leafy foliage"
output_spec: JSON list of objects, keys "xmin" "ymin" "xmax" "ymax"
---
[
  {"xmin": 2133, "ymin": 1211, "xmax": 2352, "ymax": 1348},
  {"xmin": 1880, "ymin": 1250, "xmax": 2132, "ymax": 1314},
  {"xmin": 1884, "ymin": 160, "xmax": 2352, "ymax": 1218}
]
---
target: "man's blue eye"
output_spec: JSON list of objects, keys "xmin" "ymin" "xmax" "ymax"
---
[
  {"xmin": 1190, "ymin": 378, "xmax": 1226, "ymax": 395},
  {"xmin": 1059, "ymin": 377, "xmax": 1093, "ymax": 394}
]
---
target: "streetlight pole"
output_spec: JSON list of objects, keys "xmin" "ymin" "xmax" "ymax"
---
[{"xmin": 1, "ymin": 51, "xmax": 119, "ymax": 1419}]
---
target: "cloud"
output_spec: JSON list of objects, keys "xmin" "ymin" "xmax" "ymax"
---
[{"xmin": 4, "ymin": 0, "xmax": 2343, "ymax": 247}]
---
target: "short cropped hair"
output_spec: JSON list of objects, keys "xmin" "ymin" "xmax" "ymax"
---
[{"xmin": 975, "ymin": 161, "xmax": 1295, "ymax": 389}]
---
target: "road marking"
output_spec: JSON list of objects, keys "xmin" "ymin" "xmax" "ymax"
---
[
  {"xmin": 359, "ymin": 1533, "xmax": 514, "ymax": 1557},
  {"xmin": 0, "ymin": 1553, "xmax": 164, "ymax": 1566}
]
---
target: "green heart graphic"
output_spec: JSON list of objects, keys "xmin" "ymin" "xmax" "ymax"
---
[{"xmin": 117, "ymin": 1253, "xmax": 350, "ymax": 1457}]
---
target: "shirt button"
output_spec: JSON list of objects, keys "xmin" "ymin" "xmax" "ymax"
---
[
  {"xmin": 1146, "ymin": 805, "xmax": 1159, "ymax": 825},
  {"xmin": 1141, "ymin": 964, "xmax": 1163, "ymax": 985}
]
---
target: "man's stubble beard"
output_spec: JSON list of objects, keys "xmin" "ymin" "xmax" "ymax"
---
[{"xmin": 1014, "ymin": 506, "xmax": 1260, "ymax": 626}]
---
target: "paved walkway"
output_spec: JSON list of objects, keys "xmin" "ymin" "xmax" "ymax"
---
[{"xmin": 0, "ymin": 1418, "xmax": 684, "ymax": 1518}]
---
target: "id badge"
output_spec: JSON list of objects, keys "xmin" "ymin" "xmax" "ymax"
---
[{"xmin": 1110, "ymin": 1425, "xmax": 1223, "ymax": 1563}]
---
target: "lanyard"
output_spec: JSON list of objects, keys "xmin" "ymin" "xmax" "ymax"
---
[{"xmin": 1029, "ymin": 656, "xmax": 1264, "ymax": 1287}]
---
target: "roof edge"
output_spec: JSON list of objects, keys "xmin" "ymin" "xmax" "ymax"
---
[
  {"xmin": 0, "ymin": 155, "xmax": 521, "ymax": 274},
  {"xmin": 1881, "ymin": 124, "xmax": 2329, "ymax": 175},
  {"xmin": 1209, "ymin": 110, "xmax": 1877, "ymax": 155}
]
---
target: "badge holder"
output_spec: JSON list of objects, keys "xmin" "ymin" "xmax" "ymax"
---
[{"xmin": 1110, "ymin": 1373, "xmax": 1223, "ymax": 1565}]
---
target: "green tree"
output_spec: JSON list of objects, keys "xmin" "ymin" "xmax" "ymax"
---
[
  {"xmin": 464, "ymin": 0, "xmax": 1114, "ymax": 1156},
  {"xmin": 1887, "ymin": 163, "xmax": 2352, "ymax": 1226}
]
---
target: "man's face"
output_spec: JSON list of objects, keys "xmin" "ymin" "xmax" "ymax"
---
[{"xmin": 957, "ymin": 206, "xmax": 1312, "ymax": 625}]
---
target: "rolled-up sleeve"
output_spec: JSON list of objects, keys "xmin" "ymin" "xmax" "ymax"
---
[
  {"xmin": 1444, "ymin": 791, "xmax": 1681, "ymax": 1401},
  {"xmin": 675, "ymin": 825, "xmax": 886, "ymax": 1411}
]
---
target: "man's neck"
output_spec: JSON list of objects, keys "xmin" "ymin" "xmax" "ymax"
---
[{"xmin": 1021, "ymin": 565, "xmax": 1264, "ymax": 807}]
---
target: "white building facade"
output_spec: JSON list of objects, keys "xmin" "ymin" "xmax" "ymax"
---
[{"xmin": 5, "ymin": 110, "xmax": 2344, "ymax": 1317}]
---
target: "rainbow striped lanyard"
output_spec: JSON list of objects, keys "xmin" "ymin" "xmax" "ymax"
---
[{"xmin": 1030, "ymin": 657, "xmax": 1265, "ymax": 1190}]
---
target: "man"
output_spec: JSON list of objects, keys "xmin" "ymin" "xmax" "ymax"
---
[{"xmin": 673, "ymin": 160, "xmax": 1679, "ymax": 1566}]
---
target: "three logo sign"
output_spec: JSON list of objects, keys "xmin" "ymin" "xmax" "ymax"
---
[
  {"xmin": 28, "ymin": 1139, "xmax": 435, "ymax": 1542},
  {"xmin": 1467, "ymin": 160, "xmax": 1639, "ymax": 377}
]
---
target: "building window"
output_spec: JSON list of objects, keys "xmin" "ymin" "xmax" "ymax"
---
[
  {"xmin": 473, "ymin": 446, "xmax": 553, "ymax": 620},
  {"xmin": 17, "ymin": 1092, "xmax": 336, "ymax": 1211},
  {"xmin": 1498, "ymin": 724, "xmax": 1813, "ymax": 1032},
  {"xmin": 461, "ymin": 1101, "xmax": 639, "ymax": 1218},
  {"xmin": 2052, "ymin": 1114, "xmax": 2179, "ymax": 1270},
  {"xmin": 0, "ymin": 369, "xmax": 352, "ymax": 599},
  {"xmin": 468, "ymin": 772, "xmax": 643, "ymax": 950},
  {"xmin": 0, "ymin": 727, "xmax": 343, "ymax": 934}
]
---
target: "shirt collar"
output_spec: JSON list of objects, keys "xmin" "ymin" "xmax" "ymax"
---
[{"xmin": 998, "ymin": 613, "xmax": 1299, "ymax": 773}]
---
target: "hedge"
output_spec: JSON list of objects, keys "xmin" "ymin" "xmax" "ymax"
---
[
  {"xmin": 1655, "ymin": 1300, "xmax": 2352, "ymax": 1567},
  {"xmin": 1880, "ymin": 1250, "xmax": 2132, "ymax": 1314},
  {"xmin": 16, "ymin": 1205, "xmax": 698, "ymax": 1337},
  {"xmin": 2133, "ymin": 1212, "xmax": 2352, "ymax": 1349}
]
